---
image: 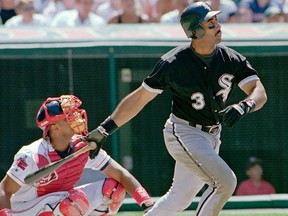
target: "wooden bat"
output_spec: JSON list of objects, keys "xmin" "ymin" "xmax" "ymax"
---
[{"xmin": 24, "ymin": 141, "xmax": 97, "ymax": 186}]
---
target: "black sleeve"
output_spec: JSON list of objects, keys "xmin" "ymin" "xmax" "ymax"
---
[
  {"xmin": 143, "ymin": 59, "xmax": 172, "ymax": 90},
  {"xmin": 229, "ymin": 49, "xmax": 258, "ymax": 84}
]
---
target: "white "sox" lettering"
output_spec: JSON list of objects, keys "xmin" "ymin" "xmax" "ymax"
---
[{"xmin": 216, "ymin": 74, "xmax": 234, "ymax": 102}]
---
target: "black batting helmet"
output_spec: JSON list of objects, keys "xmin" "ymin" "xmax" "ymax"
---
[{"xmin": 180, "ymin": 2, "xmax": 221, "ymax": 39}]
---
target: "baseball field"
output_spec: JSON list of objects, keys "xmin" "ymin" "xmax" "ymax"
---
[
  {"xmin": 117, "ymin": 195, "xmax": 288, "ymax": 216},
  {"xmin": 116, "ymin": 195, "xmax": 288, "ymax": 215},
  {"xmin": 117, "ymin": 211, "xmax": 288, "ymax": 216}
]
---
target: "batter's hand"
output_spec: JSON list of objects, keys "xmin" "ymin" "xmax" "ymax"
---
[
  {"xmin": 86, "ymin": 126, "xmax": 108, "ymax": 159},
  {"xmin": 219, "ymin": 99, "xmax": 256, "ymax": 128},
  {"xmin": 86, "ymin": 117, "xmax": 119, "ymax": 159}
]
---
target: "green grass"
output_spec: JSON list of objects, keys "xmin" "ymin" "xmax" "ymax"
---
[{"xmin": 116, "ymin": 211, "xmax": 288, "ymax": 216}]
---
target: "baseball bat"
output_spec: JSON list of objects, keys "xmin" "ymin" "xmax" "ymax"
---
[{"xmin": 24, "ymin": 141, "xmax": 97, "ymax": 186}]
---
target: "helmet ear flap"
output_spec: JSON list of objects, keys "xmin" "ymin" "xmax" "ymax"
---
[{"xmin": 191, "ymin": 25, "xmax": 205, "ymax": 39}]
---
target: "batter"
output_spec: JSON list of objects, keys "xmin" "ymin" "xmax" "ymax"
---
[{"xmin": 87, "ymin": 2, "xmax": 267, "ymax": 216}]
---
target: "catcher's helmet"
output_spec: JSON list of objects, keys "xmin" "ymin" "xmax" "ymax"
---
[
  {"xmin": 36, "ymin": 95, "xmax": 88, "ymax": 138},
  {"xmin": 180, "ymin": 2, "xmax": 221, "ymax": 39}
]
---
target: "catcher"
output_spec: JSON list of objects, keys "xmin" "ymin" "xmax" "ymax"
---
[{"xmin": 0, "ymin": 95, "xmax": 153, "ymax": 216}]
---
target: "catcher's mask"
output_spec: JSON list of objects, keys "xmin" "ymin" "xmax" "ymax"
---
[
  {"xmin": 180, "ymin": 2, "xmax": 221, "ymax": 39},
  {"xmin": 36, "ymin": 95, "xmax": 88, "ymax": 138}
]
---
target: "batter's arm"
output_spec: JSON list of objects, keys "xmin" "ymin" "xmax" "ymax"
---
[
  {"xmin": 87, "ymin": 85, "xmax": 158, "ymax": 159},
  {"xmin": 111, "ymin": 85, "xmax": 158, "ymax": 127},
  {"xmin": 219, "ymin": 79, "xmax": 267, "ymax": 128},
  {"xmin": 0, "ymin": 175, "xmax": 21, "ymax": 209},
  {"xmin": 240, "ymin": 79, "xmax": 267, "ymax": 112}
]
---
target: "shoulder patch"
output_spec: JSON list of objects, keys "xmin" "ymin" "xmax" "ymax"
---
[{"xmin": 15, "ymin": 157, "xmax": 28, "ymax": 171}]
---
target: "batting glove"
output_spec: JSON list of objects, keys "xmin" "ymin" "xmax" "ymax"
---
[
  {"xmin": 87, "ymin": 116, "xmax": 118, "ymax": 159},
  {"xmin": 0, "ymin": 208, "xmax": 12, "ymax": 216},
  {"xmin": 219, "ymin": 99, "xmax": 256, "ymax": 128}
]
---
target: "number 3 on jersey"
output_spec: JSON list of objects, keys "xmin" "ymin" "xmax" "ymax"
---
[
  {"xmin": 191, "ymin": 74, "xmax": 234, "ymax": 110},
  {"xmin": 191, "ymin": 92, "xmax": 205, "ymax": 110}
]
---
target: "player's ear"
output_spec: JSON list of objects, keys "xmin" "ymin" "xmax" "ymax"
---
[{"xmin": 49, "ymin": 124, "xmax": 60, "ymax": 136}]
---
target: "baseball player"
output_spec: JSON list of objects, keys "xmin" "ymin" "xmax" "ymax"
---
[
  {"xmin": 87, "ymin": 2, "xmax": 267, "ymax": 216},
  {"xmin": 0, "ymin": 95, "xmax": 153, "ymax": 216}
]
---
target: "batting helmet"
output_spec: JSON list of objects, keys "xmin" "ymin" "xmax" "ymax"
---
[
  {"xmin": 36, "ymin": 95, "xmax": 88, "ymax": 138},
  {"xmin": 180, "ymin": 2, "xmax": 221, "ymax": 39}
]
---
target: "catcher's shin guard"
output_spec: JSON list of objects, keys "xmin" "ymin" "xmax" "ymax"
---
[
  {"xmin": 37, "ymin": 189, "xmax": 90, "ymax": 216},
  {"xmin": 37, "ymin": 213, "xmax": 53, "ymax": 216},
  {"xmin": 0, "ymin": 209, "xmax": 12, "ymax": 216},
  {"xmin": 100, "ymin": 178, "xmax": 126, "ymax": 215}
]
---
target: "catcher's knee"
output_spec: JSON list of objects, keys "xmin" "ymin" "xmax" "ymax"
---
[
  {"xmin": 101, "ymin": 178, "xmax": 126, "ymax": 215},
  {"xmin": 37, "ymin": 189, "xmax": 90, "ymax": 216}
]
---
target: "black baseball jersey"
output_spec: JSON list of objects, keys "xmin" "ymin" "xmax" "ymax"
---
[{"xmin": 143, "ymin": 44, "xmax": 259, "ymax": 125}]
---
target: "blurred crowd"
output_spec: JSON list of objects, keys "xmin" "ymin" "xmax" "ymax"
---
[{"xmin": 0, "ymin": 0, "xmax": 287, "ymax": 27}]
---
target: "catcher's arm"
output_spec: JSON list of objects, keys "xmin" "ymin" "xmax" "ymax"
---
[
  {"xmin": 0, "ymin": 175, "xmax": 21, "ymax": 214},
  {"xmin": 102, "ymin": 159, "xmax": 154, "ymax": 213}
]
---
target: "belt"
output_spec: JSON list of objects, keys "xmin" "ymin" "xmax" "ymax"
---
[
  {"xmin": 188, "ymin": 122, "xmax": 220, "ymax": 134},
  {"xmin": 169, "ymin": 114, "xmax": 220, "ymax": 134}
]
